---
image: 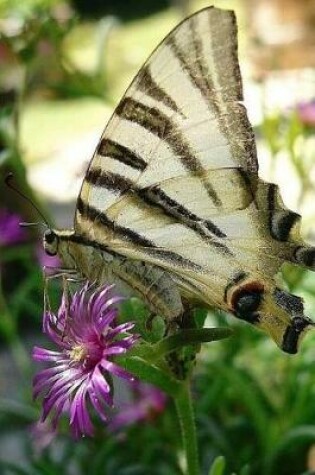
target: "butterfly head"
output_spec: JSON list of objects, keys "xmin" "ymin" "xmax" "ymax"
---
[
  {"xmin": 43, "ymin": 229, "xmax": 59, "ymax": 256},
  {"xmin": 43, "ymin": 228, "xmax": 86, "ymax": 273},
  {"xmin": 227, "ymin": 278, "xmax": 314, "ymax": 354}
]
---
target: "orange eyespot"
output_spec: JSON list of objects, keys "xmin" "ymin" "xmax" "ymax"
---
[{"xmin": 230, "ymin": 281, "xmax": 264, "ymax": 309}]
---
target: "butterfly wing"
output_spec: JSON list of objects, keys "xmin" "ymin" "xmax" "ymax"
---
[{"xmin": 74, "ymin": 6, "xmax": 315, "ymax": 312}]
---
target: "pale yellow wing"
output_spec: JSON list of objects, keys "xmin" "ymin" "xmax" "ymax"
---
[{"xmin": 74, "ymin": 6, "xmax": 315, "ymax": 311}]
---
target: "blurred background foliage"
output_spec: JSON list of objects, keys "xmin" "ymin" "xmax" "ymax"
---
[{"xmin": 0, "ymin": 0, "xmax": 315, "ymax": 474}]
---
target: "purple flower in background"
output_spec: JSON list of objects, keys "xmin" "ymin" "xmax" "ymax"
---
[
  {"xmin": 30, "ymin": 420, "xmax": 56, "ymax": 455},
  {"xmin": 296, "ymin": 100, "xmax": 315, "ymax": 127},
  {"xmin": 0, "ymin": 208, "xmax": 26, "ymax": 245},
  {"xmin": 33, "ymin": 283, "xmax": 138, "ymax": 437},
  {"xmin": 109, "ymin": 381, "xmax": 167, "ymax": 431},
  {"xmin": 36, "ymin": 243, "xmax": 61, "ymax": 268}
]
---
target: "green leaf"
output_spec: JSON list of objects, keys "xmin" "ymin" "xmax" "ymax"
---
[
  {"xmin": 208, "ymin": 455, "xmax": 226, "ymax": 475},
  {"xmin": 0, "ymin": 398, "xmax": 36, "ymax": 421},
  {"xmin": 0, "ymin": 460, "xmax": 33, "ymax": 475},
  {"xmin": 268, "ymin": 425, "xmax": 315, "ymax": 466},
  {"xmin": 120, "ymin": 298, "xmax": 165, "ymax": 343},
  {"xmin": 116, "ymin": 355, "xmax": 181, "ymax": 396},
  {"xmin": 239, "ymin": 464, "xmax": 251, "ymax": 475}
]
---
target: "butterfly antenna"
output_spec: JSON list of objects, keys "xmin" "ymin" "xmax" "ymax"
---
[{"xmin": 5, "ymin": 172, "xmax": 51, "ymax": 229}]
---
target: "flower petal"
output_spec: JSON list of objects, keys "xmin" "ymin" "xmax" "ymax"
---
[
  {"xmin": 32, "ymin": 347, "xmax": 63, "ymax": 362},
  {"xmin": 70, "ymin": 383, "xmax": 93, "ymax": 437},
  {"xmin": 100, "ymin": 360, "xmax": 135, "ymax": 382}
]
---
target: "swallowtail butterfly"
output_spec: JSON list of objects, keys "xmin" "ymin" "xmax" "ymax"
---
[{"xmin": 43, "ymin": 6, "xmax": 315, "ymax": 354}]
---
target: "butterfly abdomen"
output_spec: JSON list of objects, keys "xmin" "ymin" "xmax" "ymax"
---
[{"xmin": 57, "ymin": 233, "xmax": 183, "ymax": 320}]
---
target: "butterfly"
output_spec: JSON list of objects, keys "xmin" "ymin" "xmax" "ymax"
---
[{"xmin": 43, "ymin": 6, "xmax": 315, "ymax": 354}]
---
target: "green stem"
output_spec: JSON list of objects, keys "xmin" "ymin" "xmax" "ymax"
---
[
  {"xmin": 0, "ymin": 284, "xmax": 30, "ymax": 376},
  {"xmin": 154, "ymin": 327, "xmax": 232, "ymax": 358},
  {"xmin": 0, "ymin": 279, "xmax": 16, "ymax": 342},
  {"xmin": 174, "ymin": 381, "xmax": 199, "ymax": 475}
]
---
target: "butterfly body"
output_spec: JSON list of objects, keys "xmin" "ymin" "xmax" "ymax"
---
[
  {"xmin": 52, "ymin": 231, "xmax": 184, "ymax": 319},
  {"xmin": 44, "ymin": 6, "xmax": 315, "ymax": 354}
]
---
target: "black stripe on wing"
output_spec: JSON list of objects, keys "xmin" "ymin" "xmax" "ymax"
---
[
  {"xmin": 267, "ymin": 184, "xmax": 301, "ymax": 242},
  {"xmin": 136, "ymin": 65, "xmax": 184, "ymax": 117},
  {"xmin": 166, "ymin": 36, "xmax": 210, "ymax": 104},
  {"xmin": 138, "ymin": 186, "xmax": 226, "ymax": 238},
  {"xmin": 116, "ymin": 96, "xmax": 222, "ymax": 207},
  {"xmin": 188, "ymin": 19, "xmax": 220, "ymax": 116},
  {"xmin": 138, "ymin": 186, "xmax": 231, "ymax": 255},
  {"xmin": 85, "ymin": 168, "xmax": 231, "ymax": 254},
  {"xmin": 97, "ymin": 138, "xmax": 147, "ymax": 171},
  {"xmin": 77, "ymin": 197, "xmax": 153, "ymax": 248},
  {"xmin": 86, "ymin": 168, "xmax": 133, "ymax": 194},
  {"xmin": 75, "ymin": 197, "xmax": 203, "ymax": 272}
]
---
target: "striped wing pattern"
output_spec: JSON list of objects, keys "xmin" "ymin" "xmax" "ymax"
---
[{"xmin": 74, "ymin": 7, "xmax": 315, "ymax": 309}]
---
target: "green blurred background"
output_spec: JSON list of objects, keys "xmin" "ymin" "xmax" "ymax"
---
[{"xmin": 0, "ymin": 0, "xmax": 315, "ymax": 474}]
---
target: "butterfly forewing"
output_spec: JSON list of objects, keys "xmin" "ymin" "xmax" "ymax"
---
[{"xmin": 74, "ymin": 8, "xmax": 261, "ymax": 294}]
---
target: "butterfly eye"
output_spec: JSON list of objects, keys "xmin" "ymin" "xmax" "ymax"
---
[
  {"xmin": 232, "ymin": 285, "xmax": 264, "ymax": 323},
  {"xmin": 44, "ymin": 230, "xmax": 58, "ymax": 256}
]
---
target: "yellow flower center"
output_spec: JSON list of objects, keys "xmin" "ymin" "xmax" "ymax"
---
[{"xmin": 69, "ymin": 345, "xmax": 88, "ymax": 362}]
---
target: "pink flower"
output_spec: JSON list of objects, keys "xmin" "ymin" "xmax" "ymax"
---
[
  {"xmin": 33, "ymin": 283, "xmax": 138, "ymax": 437},
  {"xmin": 30, "ymin": 420, "xmax": 56, "ymax": 455},
  {"xmin": 296, "ymin": 100, "xmax": 315, "ymax": 127},
  {"xmin": 0, "ymin": 208, "xmax": 27, "ymax": 246},
  {"xmin": 109, "ymin": 381, "xmax": 167, "ymax": 431}
]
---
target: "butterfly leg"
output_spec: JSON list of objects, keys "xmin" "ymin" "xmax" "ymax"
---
[
  {"xmin": 166, "ymin": 300, "xmax": 199, "ymax": 380},
  {"xmin": 61, "ymin": 275, "xmax": 71, "ymax": 339},
  {"xmin": 42, "ymin": 267, "xmax": 67, "ymax": 315},
  {"xmin": 42, "ymin": 266, "xmax": 79, "ymax": 316}
]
